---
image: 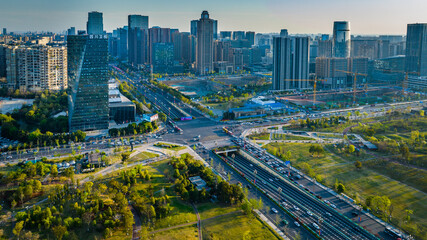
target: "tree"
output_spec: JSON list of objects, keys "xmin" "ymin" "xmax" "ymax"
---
[
  {"xmin": 405, "ymin": 209, "xmax": 413, "ymax": 222},
  {"xmin": 158, "ymin": 112, "xmax": 167, "ymax": 122},
  {"xmin": 52, "ymin": 225, "xmax": 67, "ymax": 240},
  {"xmin": 336, "ymin": 183, "xmax": 346, "ymax": 193},
  {"xmin": 13, "ymin": 221, "xmax": 24, "ymax": 240},
  {"xmin": 348, "ymin": 145, "xmax": 355, "ymax": 154},
  {"xmin": 51, "ymin": 165, "xmax": 58, "ymax": 178},
  {"xmin": 121, "ymin": 152, "xmax": 131, "ymax": 163},
  {"xmin": 355, "ymin": 160, "xmax": 362, "ymax": 169}
]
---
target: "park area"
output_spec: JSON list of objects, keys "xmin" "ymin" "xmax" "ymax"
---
[{"xmin": 263, "ymin": 131, "xmax": 427, "ymax": 239}]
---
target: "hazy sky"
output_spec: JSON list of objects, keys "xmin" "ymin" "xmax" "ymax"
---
[{"xmin": 1, "ymin": 0, "xmax": 426, "ymax": 35}]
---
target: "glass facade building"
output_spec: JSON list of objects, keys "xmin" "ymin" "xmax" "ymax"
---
[{"xmin": 67, "ymin": 35, "xmax": 109, "ymax": 132}]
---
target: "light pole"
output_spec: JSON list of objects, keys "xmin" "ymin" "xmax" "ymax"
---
[{"xmin": 254, "ymin": 169, "xmax": 258, "ymax": 198}]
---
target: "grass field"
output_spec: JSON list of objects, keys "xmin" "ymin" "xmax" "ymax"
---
[
  {"xmin": 248, "ymin": 133, "xmax": 270, "ymax": 140},
  {"xmin": 201, "ymin": 211, "xmax": 280, "ymax": 240},
  {"xmin": 150, "ymin": 225, "xmax": 198, "ymax": 240},
  {"xmin": 154, "ymin": 142, "xmax": 186, "ymax": 151},
  {"xmin": 196, "ymin": 202, "xmax": 239, "ymax": 220},
  {"xmin": 263, "ymin": 142, "xmax": 427, "ymax": 239},
  {"xmin": 130, "ymin": 151, "xmax": 159, "ymax": 162}
]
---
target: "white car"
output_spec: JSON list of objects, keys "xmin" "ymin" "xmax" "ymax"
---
[
  {"xmin": 271, "ymin": 208, "xmax": 278, "ymax": 214},
  {"xmin": 294, "ymin": 221, "xmax": 301, "ymax": 227},
  {"xmin": 325, "ymin": 212, "xmax": 332, "ymax": 217},
  {"xmin": 293, "ymin": 205, "xmax": 300, "ymax": 211},
  {"xmin": 312, "ymin": 223, "xmax": 320, "ymax": 230},
  {"xmin": 330, "ymin": 204, "xmax": 337, "ymax": 209},
  {"xmin": 307, "ymin": 211, "xmax": 313, "ymax": 216}
]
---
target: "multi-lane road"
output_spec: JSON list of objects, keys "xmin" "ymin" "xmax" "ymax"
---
[{"xmin": 220, "ymin": 151, "xmax": 377, "ymax": 240}]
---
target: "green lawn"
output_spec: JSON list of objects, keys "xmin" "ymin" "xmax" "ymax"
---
[
  {"xmin": 154, "ymin": 197, "xmax": 198, "ymax": 230},
  {"xmin": 201, "ymin": 211, "xmax": 280, "ymax": 240},
  {"xmin": 264, "ymin": 142, "xmax": 427, "ymax": 239},
  {"xmin": 130, "ymin": 151, "xmax": 159, "ymax": 162},
  {"xmin": 196, "ymin": 202, "xmax": 239, "ymax": 220},
  {"xmin": 154, "ymin": 142, "xmax": 186, "ymax": 151},
  {"xmin": 248, "ymin": 133, "xmax": 270, "ymax": 140},
  {"xmin": 150, "ymin": 225, "xmax": 198, "ymax": 240}
]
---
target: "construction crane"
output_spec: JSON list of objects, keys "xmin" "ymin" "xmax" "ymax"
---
[
  {"xmin": 335, "ymin": 70, "xmax": 368, "ymax": 105},
  {"xmin": 376, "ymin": 69, "xmax": 419, "ymax": 95},
  {"xmin": 281, "ymin": 77, "xmax": 327, "ymax": 106}
]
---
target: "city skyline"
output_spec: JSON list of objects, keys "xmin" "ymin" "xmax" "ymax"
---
[{"xmin": 1, "ymin": 0, "xmax": 426, "ymax": 34}]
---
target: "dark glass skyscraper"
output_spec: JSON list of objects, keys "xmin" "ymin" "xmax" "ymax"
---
[
  {"xmin": 128, "ymin": 15, "xmax": 149, "ymax": 66},
  {"xmin": 87, "ymin": 11, "xmax": 104, "ymax": 35},
  {"xmin": 67, "ymin": 35, "xmax": 109, "ymax": 132},
  {"xmin": 405, "ymin": 23, "xmax": 427, "ymax": 76},
  {"xmin": 333, "ymin": 21, "xmax": 351, "ymax": 58}
]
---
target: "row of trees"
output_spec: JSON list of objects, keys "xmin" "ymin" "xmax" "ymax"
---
[
  {"xmin": 290, "ymin": 116, "xmax": 348, "ymax": 130},
  {"xmin": 172, "ymin": 153, "xmax": 244, "ymax": 204},
  {"xmin": 118, "ymin": 81, "xmax": 150, "ymax": 114},
  {"xmin": 108, "ymin": 121, "xmax": 157, "ymax": 137}
]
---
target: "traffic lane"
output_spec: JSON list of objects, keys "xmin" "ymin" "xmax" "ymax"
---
[
  {"xmin": 229, "ymin": 153, "xmax": 375, "ymax": 240},
  {"xmin": 229, "ymin": 155, "xmax": 351, "ymax": 240},
  {"xmin": 208, "ymin": 151, "xmax": 316, "ymax": 240},
  {"xmin": 291, "ymin": 169, "xmax": 392, "ymax": 239}
]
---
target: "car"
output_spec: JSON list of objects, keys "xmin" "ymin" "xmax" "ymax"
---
[
  {"xmin": 293, "ymin": 205, "xmax": 300, "ymax": 211},
  {"xmin": 271, "ymin": 208, "xmax": 278, "ymax": 214},
  {"xmin": 262, "ymin": 180, "xmax": 267, "ymax": 184},
  {"xmin": 330, "ymin": 204, "xmax": 337, "ymax": 209},
  {"xmin": 269, "ymin": 178, "xmax": 273, "ymax": 182},
  {"xmin": 307, "ymin": 211, "xmax": 313, "ymax": 216},
  {"xmin": 312, "ymin": 223, "xmax": 320, "ymax": 230},
  {"xmin": 324, "ymin": 200, "xmax": 330, "ymax": 205},
  {"xmin": 325, "ymin": 212, "xmax": 332, "ymax": 217},
  {"xmin": 281, "ymin": 219, "xmax": 289, "ymax": 225},
  {"xmin": 351, "ymin": 211, "xmax": 359, "ymax": 217},
  {"xmin": 281, "ymin": 202, "xmax": 288, "ymax": 207},
  {"xmin": 249, "ymin": 164, "xmax": 253, "ymax": 167},
  {"xmin": 294, "ymin": 221, "xmax": 301, "ymax": 227}
]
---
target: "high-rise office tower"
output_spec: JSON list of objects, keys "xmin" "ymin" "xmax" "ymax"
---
[
  {"xmin": 67, "ymin": 27, "xmax": 76, "ymax": 35},
  {"xmin": 405, "ymin": 23, "xmax": 427, "ymax": 76},
  {"xmin": 245, "ymin": 31, "xmax": 255, "ymax": 46},
  {"xmin": 87, "ymin": 11, "xmax": 104, "ymax": 35},
  {"xmin": 272, "ymin": 36, "xmax": 310, "ymax": 91},
  {"xmin": 233, "ymin": 31, "xmax": 245, "ymax": 40},
  {"xmin": 67, "ymin": 35, "xmax": 109, "ymax": 132},
  {"xmin": 213, "ymin": 20, "xmax": 218, "ymax": 40},
  {"xmin": 220, "ymin": 31, "xmax": 232, "ymax": 39},
  {"xmin": 118, "ymin": 27, "xmax": 128, "ymax": 59},
  {"xmin": 196, "ymin": 11, "xmax": 214, "ymax": 75},
  {"xmin": 148, "ymin": 27, "xmax": 171, "ymax": 64},
  {"xmin": 2, "ymin": 28, "xmax": 6, "ymax": 35},
  {"xmin": 280, "ymin": 29, "xmax": 288, "ymax": 37},
  {"xmin": 128, "ymin": 15, "xmax": 149, "ymax": 66},
  {"xmin": 191, "ymin": 20, "xmax": 198, "ymax": 36},
  {"xmin": 128, "ymin": 15, "xmax": 149, "ymax": 29},
  {"xmin": 152, "ymin": 43, "xmax": 174, "ymax": 73},
  {"xmin": 333, "ymin": 21, "xmax": 351, "ymax": 58}
]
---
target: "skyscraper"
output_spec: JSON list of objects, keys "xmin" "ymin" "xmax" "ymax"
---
[
  {"xmin": 220, "ymin": 31, "xmax": 232, "ymax": 39},
  {"xmin": 87, "ymin": 11, "xmax": 104, "ymax": 35},
  {"xmin": 405, "ymin": 23, "xmax": 427, "ymax": 76},
  {"xmin": 333, "ymin": 21, "xmax": 351, "ymax": 58},
  {"xmin": 233, "ymin": 31, "xmax": 245, "ymax": 40},
  {"xmin": 196, "ymin": 11, "xmax": 214, "ymax": 75},
  {"xmin": 272, "ymin": 36, "xmax": 310, "ymax": 91},
  {"xmin": 128, "ymin": 15, "xmax": 149, "ymax": 66},
  {"xmin": 191, "ymin": 20, "xmax": 198, "ymax": 36},
  {"xmin": 2, "ymin": 28, "xmax": 6, "ymax": 35},
  {"xmin": 128, "ymin": 15, "xmax": 149, "ymax": 29},
  {"xmin": 67, "ymin": 27, "xmax": 76, "ymax": 36},
  {"xmin": 67, "ymin": 35, "xmax": 109, "ymax": 132},
  {"xmin": 148, "ymin": 27, "xmax": 171, "ymax": 64},
  {"xmin": 213, "ymin": 20, "xmax": 218, "ymax": 40},
  {"xmin": 280, "ymin": 29, "xmax": 288, "ymax": 37},
  {"xmin": 245, "ymin": 31, "xmax": 255, "ymax": 46}
]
